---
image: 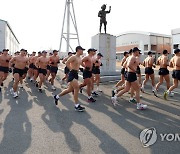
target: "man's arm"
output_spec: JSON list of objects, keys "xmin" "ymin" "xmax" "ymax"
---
[
  {"xmin": 81, "ymin": 57, "xmax": 88, "ymax": 68},
  {"xmin": 65, "ymin": 56, "xmax": 75, "ymax": 69},
  {"xmin": 9, "ymin": 57, "xmax": 15, "ymax": 68},
  {"xmin": 127, "ymin": 57, "xmax": 136, "ymax": 72},
  {"xmin": 62, "ymin": 57, "xmax": 68, "ymax": 64}
]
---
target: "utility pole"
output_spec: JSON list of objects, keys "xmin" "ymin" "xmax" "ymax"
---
[{"xmin": 59, "ymin": 0, "xmax": 80, "ymax": 54}]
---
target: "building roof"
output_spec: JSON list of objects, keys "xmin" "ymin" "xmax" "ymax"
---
[
  {"xmin": 116, "ymin": 31, "xmax": 171, "ymax": 38},
  {"xmin": 0, "ymin": 19, "xmax": 20, "ymax": 44},
  {"xmin": 171, "ymin": 28, "xmax": 180, "ymax": 35}
]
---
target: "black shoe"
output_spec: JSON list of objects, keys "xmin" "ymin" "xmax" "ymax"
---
[
  {"xmin": 88, "ymin": 97, "xmax": 96, "ymax": 103},
  {"xmin": 80, "ymin": 88, "xmax": 83, "ymax": 93},
  {"xmin": 38, "ymin": 88, "xmax": 42, "ymax": 93},
  {"xmin": 1, "ymin": 83, "xmax": 3, "ymax": 87},
  {"xmin": 92, "ymin": 92, "xmax": 98, "ymax": 97},
  {"xmin": 54, "ymin": 95, "xmax": 59, "ymax": 105},
  {"xmin": 35, "ymin": 82, "xmax": 38, "ymax": 87},
  {"xmin": 75, "ymin": 105, "xmax": 85, "ymax": 112},
  {"xmin": 0, "ymin": 87, "xmax": 1, "ymax": 92},
  {"xmin": 112, "ymin": 90, "xmax": 115, "ymax": 97}
]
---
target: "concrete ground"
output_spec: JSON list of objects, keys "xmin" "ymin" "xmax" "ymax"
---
[{"xmin": 0, "ymin": 70, "xmax": 179, "ymax": 154}]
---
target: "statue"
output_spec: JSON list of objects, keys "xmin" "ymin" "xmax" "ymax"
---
[{"xmin": 98, "ymin": 4, "xmax": 111, "ymax": 34}]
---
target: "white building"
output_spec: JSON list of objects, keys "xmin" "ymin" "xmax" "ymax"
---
[
  {"xmin": 116, "ymin": 31, "xmax": 171, "ymax": 60},
  {"xmin": 171, "ymin": 28, "xmax": 180, "ymax": 53},
  {"xmin": 0, "ymin": 19, "xmax": 19, "ymax": 55}
]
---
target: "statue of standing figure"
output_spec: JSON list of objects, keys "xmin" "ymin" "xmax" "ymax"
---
[{"xmin": 98, "ymin": 4, "xmax": 111, "ymax": 34}]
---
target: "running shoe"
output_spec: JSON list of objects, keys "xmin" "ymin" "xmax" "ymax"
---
[
  {"xmin": 13, "ymin": 92, "xmax": 18, "ymax": 98},
  {"xmin": 153, "ymin": 89, "xmax": 158, "ymax": 97},
  {"xmin": 137, "ymin": 103, "xmax": 147, "ymax": 110},
  {"xmin": 51, "ymin": 85, "xmax": 56, "ymax": 91},
  {"xmin": 54, "ymin": 95, "xmax": 59, "ymax": 105},
  {"xmin": 1, "ymin": 82, "xmax": 3, "ymax": 87},
  {"xmin": 75, "ymin": 105, "xmax": 85, "ymax": 112},
  {"xmin": 111, "ymin": 97, "xmax": 117, "ymax": 106},
  {"xmin": 88, "ymin": 97, "xmax": 96, "ymax": 103},
  {"xmin": 129, "ymin": 98, "xmax": 137, "ymax": 104},
  {"xmin": 92, "ymin": 92, "xmax": 98, "ymax": 97},
  {"xmin": 163, "ymin": 91, "xmax": 168, "ymax": 100},
  {"xmin": 38, "ymin": 88, "xmax": 43, "ymax": 93},
  {"xmin": 112, "ymin": 90, "xmax": 115, "ymax": 97},
  {"xmin": 80, "ymin": 87, "xmax": 83, "ymax": 93}
]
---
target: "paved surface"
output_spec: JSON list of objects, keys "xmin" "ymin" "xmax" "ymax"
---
[{"xmin": 0, "ymin": 71, "xmax": 179, "ymax": 154}]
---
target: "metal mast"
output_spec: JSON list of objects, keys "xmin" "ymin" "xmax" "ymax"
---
[{"xmin": 59, "ymin": 0, "xmax": 80, "ymax": 53}]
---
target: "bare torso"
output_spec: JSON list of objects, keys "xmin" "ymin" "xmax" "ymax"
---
[
  {"xmin": 127, "ymin": 55, "xmax": 139, "ymax": 72},
  {"xmin": 37, "ymin": 57, "xmax": 49, "ymax": 69},
  {"xmin": 0, "ymin": 54, "xmax": 11, "ymax": 67},
  {"xmin": 12, "ymin": 55, "xmax": 29, "ymax": 69},
  {"xmin": 50, "ymin": 55, "xmax": 60, "ymax": 67},
  {"xmin": 144, "ymin": 56, "xmax": 154, "ymax": 68}
]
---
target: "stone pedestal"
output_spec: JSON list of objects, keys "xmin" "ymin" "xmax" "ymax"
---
[{"xmin": 91, "ymin": 33, "xmax": 116, "ymax": 76}]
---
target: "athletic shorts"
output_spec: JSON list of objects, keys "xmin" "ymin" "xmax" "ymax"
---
[
  {"xmin": 13, "ymin": 68, "xmax": 25, "ymax": 77},
  {"xmin": 136, "ymin": 66, "xmax": 141, "ymax": 74},
  {"xmin": 50, "ymin": 66, "xmax": 58, "ymax": 74},
  {"xmin": 64, "ymin": 66, "xmax": 70, "ymax": 74},
  {"xmin": 121, "ymin": 68, "xmax": 125, "ymax": 75},
  {"xmin": 127, "ymin": 72, "xmax": 137, "ymax": 82},
  {"xmin": 0, "ymin": 66, "xmax": 9, "ymax": 73},
  {"xmin": 67, "ymin": 70, "xmax": 78, "ymax": 82},
  {"xmin": 47, "ymin": 65, "xmax": 51, "ymax": 70},
  {"xmin": 159, "ymin": 68, "xmax": 169, "ymax": 76},
  {"xmin": 24, "ymin": 67, "xmax": 28, "ymax": 74},
  {"xmin": 29, "ymin": 63, "xmax": 34, "ymax": 69},
  {"xmin": 92, "ymin": 66, "xmax": 100, "ymax": 74},
  {"xmin": 145, "ymin": 67, "xmax": 154, "ymax": 75},
  {"xmin": 38, "ymin": 68, "xmax": 47, "ymax": 76},
  {"xmin": 172, "ymin": 70, "xmax": 180, "ymax": 80},
  {"xmin": 83, "ymin": 69, "xmax": 92, "ymax": 79},
  {"xmin": 124, "ymin": 71, "xmax": 128, "ymax": 80}
]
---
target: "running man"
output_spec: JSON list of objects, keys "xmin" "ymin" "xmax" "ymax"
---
[
  {"xmin": 61, "ymin": 52, "xmax": 73, "ymax": 84},
  {"xmin": 164, "ymin": 49, "xmax": 180, "ymax": 99},
  {"xmin": 80, "ymin": 48, "xmax": 97, "ymax": 102},
  {"xmin": 141, "ymin": 51, "xmax": 156, "ymax": 92},
  {"xmin": 115, "ymin": 51, "xmax": 129, "ymax": 88},
  {"xmin": 49, "ymin": 50, "xmax": 60, "ymax": 90},
  {"xmin": 54, "ymin": 46, "xmax": 85, "ymax": 112},
  {"xmin": 28, "ymin": 51, "xmax": 36, "ymax": 80},
  {"xmin": 154, "ymin": 50, "xmax": 170, "ymax": 96},
  {"xmin": 0, "ymin": 49, "xmax": 12, "ymax": 91},
  {"xmin": 111, "ymin": 47, "xmax": 147, "ymax": 110},
  {"xmin": 35, "ymin": 50, "xmax": 50, "ymax": 92},
  {"xmin": 10, "ymin": 49, "xmax": 29, "ymax": 98},
  {"xmin": 92, "ymin": 53, "xmax": 103, "ymax": 92}
]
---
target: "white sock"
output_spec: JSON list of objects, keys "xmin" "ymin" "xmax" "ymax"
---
[
  {"xmin": 114, "ymin": 89, "xmax": 117, "ymax": 94},
  {"xmin": 130, "ymin": 97, "xmax": 133, "ymax": 100},
  {"xmin": 75, "ymin": 104, "xmax": 79, "ymax": 107},
  {"xmin": 88, "ymin": 96, "xmax": 92, "ymax": 99},
  {"xmin": 56, "ymin": 95, "xmax": 60, "ymax": 99},
  {"xmin": 167, "ymin": 90, "xmax": 170, "ymax": 94}
]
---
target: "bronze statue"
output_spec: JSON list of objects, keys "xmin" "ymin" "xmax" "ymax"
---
[{"xmin": 98, "ymin": 4, "xmax": 111, "ymax": 34}]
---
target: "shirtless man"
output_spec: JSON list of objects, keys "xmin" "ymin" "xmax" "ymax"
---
[
  {"xmin": 111, "ymin": 47, "xmax": 147, "ymax": 110},
  {"xmin": 92, "ymin": 53, "xmax": 103, "ymax": 92},
  {"xmin": 54, "ymin": 46, "xmax": 85, "ymax": 112},
  {"xmin": 154, "ymin": 50, "xmax": 170, "ymax": 96},
  {"xmin": 141, "ymin": 51, "xmax": 155, "ymax": 92},
  {"xmin": 10, "ymin": 49, "xmax": 29, "ymax": 98},
  {"xmin": 49, "ymin": 50, "xmax": 60, "ymax": 90},
  {"xmin": 35, "ymin": 50, "xmax": 49, "ymax": 92},
  {"xmin": 164, "ymin": 49, "xmax": 180, "ymax": 99},
  {"xmin": 31, "ymin": 51, "xmax": 42, "ymax": 83},
  {"xmin": 28, "ymin": 51, "xmax": 36, "ymax": 80},
  {"xmin": 45, "ymin": 52, "xmax": 53, "ymax": 83},
  {"xmin": 80, "ymin": 48, "xmax": 97, "ymax": 102},
  {"xmin": 115, "ymin": 51, "xmax": 129, "ymax": 88},
  {"xmin": 0, "ymin": 49, "xmax": 12, "ymax": 91},
  {"xmin": 61, "ymin": 52, "xmax": 73, "ymax": 84}
]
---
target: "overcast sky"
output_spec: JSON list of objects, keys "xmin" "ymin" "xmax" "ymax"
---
[{"xmin": 0, "ymin": 0, "xmax": 179, "ymax": 53}]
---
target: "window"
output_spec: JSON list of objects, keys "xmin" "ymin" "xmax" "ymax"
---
[{"xmin": 173, "ymin": 44, "xmax": 179, "ymax": 49}]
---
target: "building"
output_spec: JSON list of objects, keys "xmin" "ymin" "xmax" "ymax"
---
[
  {"xmin": 171, "ymin": 28, "xmax": 180, "ymax": 53},
  {"xmin": 0, "ymin": 19, "xmax": 20, "ymax": 55},
  {"xmin": 116, "ymin": 31, "xmax": 171, "ymax": 60}
]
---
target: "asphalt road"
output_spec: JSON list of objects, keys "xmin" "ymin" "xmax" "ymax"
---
[{"xmin": 0, "ymin": 72, "xmax": 179, "ymax": 154}]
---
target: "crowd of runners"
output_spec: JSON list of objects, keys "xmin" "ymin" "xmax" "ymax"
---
[{"xmin": 0, "ymin": 46, "xmax": 179, "ymax": 112}]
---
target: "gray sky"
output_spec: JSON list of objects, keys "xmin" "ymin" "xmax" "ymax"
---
[{"xmin": 0, "ymin": 0, "xmax": 179, "ymax": 52}]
